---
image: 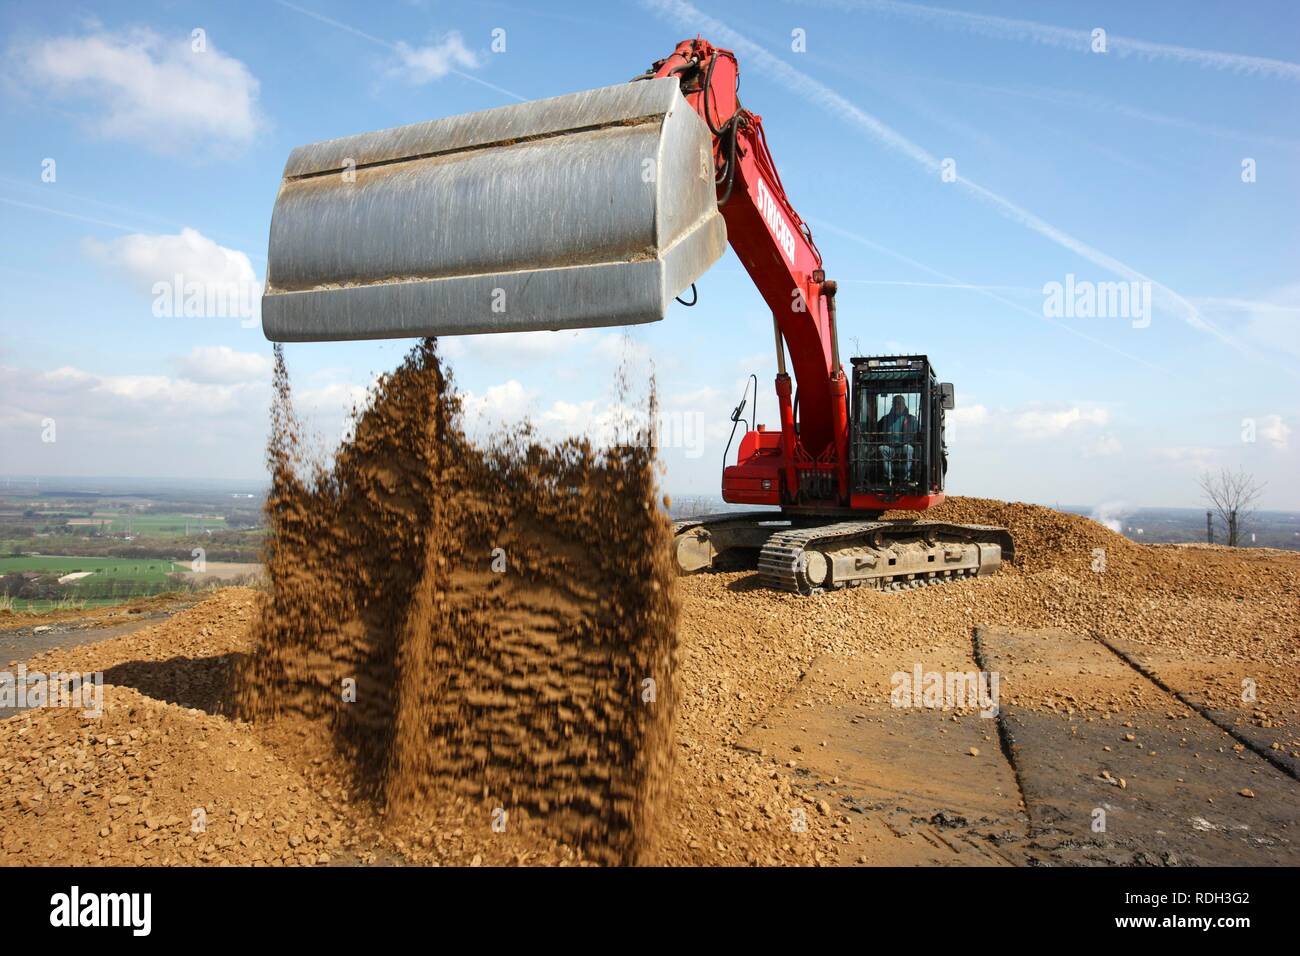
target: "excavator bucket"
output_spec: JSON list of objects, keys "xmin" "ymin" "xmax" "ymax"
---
[{"xmin": 262, "ymin": 78, "xmax": 727, "ymax": 342}]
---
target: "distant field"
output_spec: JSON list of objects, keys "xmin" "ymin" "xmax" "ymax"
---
[
  {"xmin": 96, "ymin": 514, "xmax": 227, "ymax": 534},
  {"xmin": 0, "ymin": 555, "xmax": 185, "ymax": 597},
  {"xmin": 5, "ymin": 597, "xmax": 124, "ymax": 611},
  {"xmin": 1, "ymin": 555, "xmax": 180, "ymax": 573},
  {"xmin": 3, "ymin": 509, "xmax": 228, "ymax": 536},
  {"xmin": 176, "ymin": 561, "xmax": 263, "ymax": 581}
]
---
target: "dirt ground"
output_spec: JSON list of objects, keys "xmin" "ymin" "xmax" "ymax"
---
[
  {"xmin": 1, "ymin": 497, "xmax": 1296, "ymax": 866},
  {"xmin": 0, "ymin": 593, "xmax": 196, "ymax": 634}
]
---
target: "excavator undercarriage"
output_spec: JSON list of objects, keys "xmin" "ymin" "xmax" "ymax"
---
[{"xmin": 673, "ymin": 513, "xmax": 1013, "ymax": 594}]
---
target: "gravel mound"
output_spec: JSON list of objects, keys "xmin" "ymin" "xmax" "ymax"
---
[{"xmin": 889, "ymin": 496, "xmax": 1137, "ymax": 575}]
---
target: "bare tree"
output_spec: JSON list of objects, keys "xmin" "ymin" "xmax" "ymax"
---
[{"xmin": 1198, "ymin": 467, "xmax": 1266, "ymax": 547}]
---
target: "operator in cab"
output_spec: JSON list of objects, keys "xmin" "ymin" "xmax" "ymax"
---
[{"xmin": 878, "ymin": 394, "xmax": 920, "ymax": 482}]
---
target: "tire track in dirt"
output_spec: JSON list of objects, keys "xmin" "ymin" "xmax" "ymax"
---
[
  {"xmin": 977, "ymin": 625, "xmax": 1300, "ymax": 865},
  {"xmin": 971, "ymin": 626, "xmax": 1030, "ymax": 814},
  {"xmin": 1091, "ymin": 635, "xmax": 1300, "ymax": 782}
]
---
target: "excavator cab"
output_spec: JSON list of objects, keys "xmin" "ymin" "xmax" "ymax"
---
[{"xmin": 849, "ymin": 356, "xmax": 953, "ymax": 500}]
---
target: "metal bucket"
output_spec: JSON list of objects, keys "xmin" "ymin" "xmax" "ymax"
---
[{"xmin": 262, "ymin": 78, "xmax": 726, "ymax": 342}]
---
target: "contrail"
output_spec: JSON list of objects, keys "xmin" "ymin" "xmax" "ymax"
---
[
  {"xmin": 272, "ymin": 0, "xmax": 526, "ymax": 101},
  {"xmin": 1193, "ymin": 297, "xmax": 1300, "ymax": 314},
  {"xmin": 642, "ymin": 0, "xmax": 1240, "ymax": 350},
  {"xmin": 0, "ymin": 195, "xmax": 266, "ymax": 268},
  {"xmin": 0, "ymin": 196, "xmax": 148, "ymax": 233},
  {"xmin": 0, "ymin": 177, "xmax": 267, "ymax": 256},
  {"xmin": 813, "ymin": 219, "xmax": 1167, "ymax": 373},
  {"xmin": 918, "ymin": 79, "xmax": 1300, "ymax": 151},
  {"xmin": 792, "ymin": 0, "xmax": 1300, "ymax": 81},
  {"xmin": 838, "ymin": 279, "xmax": 1039, "ymax": 294}
]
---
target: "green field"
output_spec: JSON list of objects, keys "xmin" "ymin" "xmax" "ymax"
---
[
  {"xmin": 0, "ymin": 555, "xmax": 186, "ymax": 601},
  {"xmin": 8, "ymin": 511, "xmax": 227, "ymax": 536},
  {"xmin": 0, "ymin": 555, "xmax": 184, "ymax": 575},
  {"xmin": 3, "ymin": 597, "xmax": 125, "ymax": 611},
  {"xmin": 79, "ymin": 514, "xmax": 227, "ymax": 535}
]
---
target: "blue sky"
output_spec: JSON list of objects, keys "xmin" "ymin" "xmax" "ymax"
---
[{"xmin": 1, "ymin": 0, "xmax": 1297, "ymax": 511}]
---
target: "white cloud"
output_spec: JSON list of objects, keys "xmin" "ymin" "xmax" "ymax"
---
[
  {"xmin": 296, "ymin": 381, "xmax": 374, "ymax": 430},
  {"xmin": 945, "ymin": 403, "xmax": 987, "ymax": 445},
  {"xmin": 33, "ymin": 366, "xmax": 97, "ymax": 394},
  {"xmin": 457, "ymin": 381, "xmax": 650, "ymax": 448},
  {"xmin": 540, "ymin": 398, "xmax": 601, "ymax": 432},
  {"xmin": 389, "ymin": 33, "xmax": 479, "ymax": 84},
  {"xmin": 441, "ymin": 328, "xmax": 665, "ymax": 389},
  {"xmin": 948, "ymin": 404, "xmax": 989, "ymax": 427},
  {"xmin": 1154, "ymin": 446, "xmax": 1218, "ymax": 463},
  {"xmin": 1013, "ymin": 405, "xmax": 1108, "ymax": 436},
  {"xmin": 441, "ymin": 329, "xmax": 600, "ymax": 364},
  {"xmin": 11, "ymin": 27, "xmax": 264, "ymax": 153},
  {"xmin": 1, "ymin": 363, "xmax": 265, "ymax": 422},
  {"xmin": 268, "ymin": 3, "xmax": 522, "ymax": 100},
  {"xmin": 541, "ymin": 398, "xmax": 649, "ymax": 447},
  {"xmin": 1259, "ymin": 414, "xmax": 1291, "ymax": 450},
  {"xmin": 84, "ymin": 227, "xmax": 261, "ymax": 323},
  {"xmin": 2, "ymin": 360, "xmax": 358, "ymax": 432},
  {"xmin": 0, "ymin": 361, "xmax": 271, "ymax": 477},
  {"xmin": 174, "ymin": 346, "xmax": 273, "ymax": 385},
  {"xmin": 85, "ymin": 228, "xmax": 255, "ymax": 291},
  {"xmin": 664, "ymin": 385, "xmax": 723, "ymax": 408},
  {"xmin": 1084, "ymin": 434, "xmax": 1122, "ymax": 457},
  {"xmin": 592, "ymin": 332, "xmax": 653, "ymax": 366},
  {"xmin": 0, "ymin": 357, "xmax": 395, "ymax": 479},
  {"xmin": 460, "ymin": 380, "xmax": 532, "ymax": 423}
]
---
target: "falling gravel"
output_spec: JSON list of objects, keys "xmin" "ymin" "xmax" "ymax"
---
[{"xmin": 230, "ymin": 339, "xmax": 678, "ymax": 865}]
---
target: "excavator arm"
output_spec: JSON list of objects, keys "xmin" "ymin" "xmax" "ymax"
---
[
  {"xmin": 648, "ymin": 39, "xmax": 849, "ymax": 506},
  {"xmin": 262, "ymin": 38, "xmax": 851, "ymax": 508}
]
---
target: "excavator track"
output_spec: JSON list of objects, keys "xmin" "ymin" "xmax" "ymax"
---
[{"xmin": 673, "ymin": 512, "xmax": 1014, "ymax": 595}]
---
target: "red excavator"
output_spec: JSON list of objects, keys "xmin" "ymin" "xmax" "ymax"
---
[{"xmin": 262, "ymin": 37, "xmax": 1013, "ymax": 594}]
